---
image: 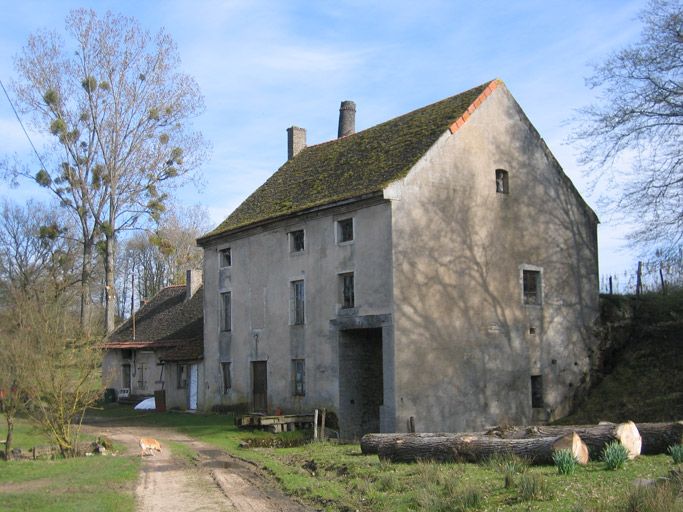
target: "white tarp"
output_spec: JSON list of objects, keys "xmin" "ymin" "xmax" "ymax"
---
[{"xmin": 134, "ymin": 397, "xmax": 156, "ymax": 410}]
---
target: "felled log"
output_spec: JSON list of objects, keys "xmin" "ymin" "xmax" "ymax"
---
[
  {"xmin": 633, "ymin": 422, "xmax": 682, "ymax": 455},
  {"xmin": 378, "ymin": 432, "xmax": 589, "ymax": 465},
  {"xmin": 489, "ymin": 421, "xmax": 641, "ymax": 459},
  {"xmin": 361, "ymin": 433, "xmax": 451, "ymax": 455}
]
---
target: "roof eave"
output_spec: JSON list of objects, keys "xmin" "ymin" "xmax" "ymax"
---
[{"xmin": 197, "ymin": 190, "xmax": 385, "ymax": 245}]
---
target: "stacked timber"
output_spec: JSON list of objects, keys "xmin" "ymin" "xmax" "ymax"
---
[{"xmin": 362, "ymin": 421, "xmax": 649, "ymax": 464}]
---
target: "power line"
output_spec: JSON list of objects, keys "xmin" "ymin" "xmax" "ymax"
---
[{"xmin": 0, "ymin": 77, "xmax": 49, "ymax": 172}]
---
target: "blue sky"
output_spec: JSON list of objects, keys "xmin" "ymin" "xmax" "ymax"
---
[{"xmin": 0, "ymin": 0, "xmax": 648, "ymax": 287}]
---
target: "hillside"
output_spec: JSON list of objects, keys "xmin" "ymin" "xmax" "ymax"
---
[{"xmin": 560, "ymin": 290, "xmax": 683, "ymax": 424}]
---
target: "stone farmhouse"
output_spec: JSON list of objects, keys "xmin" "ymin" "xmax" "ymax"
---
[
  {"xmin": 103, "ymin": 270, "xmax": 204, "ymax": 410},
  {"xmin": 195, "ymin": 79, "xmax": 600, "ymax": 439}
]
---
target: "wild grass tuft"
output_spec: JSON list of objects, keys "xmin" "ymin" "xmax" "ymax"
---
[
  {"xmin": 517, "ymin": 474, "xmax": 551, "ymax": 502},
  {"xmin": 553, "ymin": 449, "xmax": 578, "ymax": 475},
  {"xmin": 602, "ymin": 441, "xmax": 629, "ymax": 470},
  {"xmin": 484, "ymin": 451, "xmax": 528, "ymax": 488},
  {"xmin": 622, "ymin": 480, "xmax": 681, "ymax": 512},
  {"xmin": 667, "ymin": 444, "xmax": 683, "ymax": 464}
]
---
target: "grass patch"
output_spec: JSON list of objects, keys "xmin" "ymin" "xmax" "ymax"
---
[
  {"xmin": 553, "ymin": 449, "xmax": 578, "ymax": 475},
  {"xmin": 602, "ymin": 441, "xmax": 629, "ymax": 470},
  {"xmin": 166, "ymin": 441, "xmax": 197, "ymax": 464},
  {"xmin": 80, "ymin": 406, "xmax": 681, "ymax": 511},
  {"xmin": 0, "ymin": 455, "xmax": 139, "ymax": 511},
  {"xmin": 668, "ymin": 444, "xmax": 683, "ymax": 464}
]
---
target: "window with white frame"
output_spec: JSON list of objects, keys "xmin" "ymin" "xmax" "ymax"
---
[
  {"xmin": 221, "ymin": 291, "xmax": 232, "ymax": 331},
  {"xmin": 291, "ymin": 280, "xmax": 305, "ymax": 325},
  {"xmin": 522, "ymin": 268, "xmax": 542, "ymax": 305},
  {"xmin": 340, "ymin": 272, "xmax": 355, "ymax": 309},
  {"xmin": 220, "ymin": 247, "xmax": 232, "ymax": 267},
  {"xmin": 337, "ymin": 218, "xmax": 354, "ymax": 243},
  {"xmin": 289, "ymin": 230, "xmax": 305, "ymax": 253},
  {"xmin": 292, "ymin": 359, "xmax": 305, "ymax": 396}
]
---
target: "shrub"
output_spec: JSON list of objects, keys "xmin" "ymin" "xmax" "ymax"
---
[
  {"xmin": 456, "ymin": 488, "xmax": 482, "ymax": 510},
  {"xmin": 553, "ymin": 449, "xmax": 578, "ymax": 475},
  {"xmin": 602, "ymin": 441, "xmax": 629, "ymax": 470},
  {"xmin": 518, "ymin": 474, "xmax": 551, "ymax": 501},
  {"xmin": 668, "ymin": 444, "xmax": 683, "ymax": 464}
]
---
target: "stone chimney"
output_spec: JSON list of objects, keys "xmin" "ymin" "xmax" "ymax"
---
[
  {"xmin": 287, "ymin": 126, "xmax": 306, "ymax": 160},
  {"xmin": 185, "ymin": 269, "xmax": 202, "ymax": 301},
  {"xmin": 337, "ymin": 100, "xmax": 356, "ymax": 138}
]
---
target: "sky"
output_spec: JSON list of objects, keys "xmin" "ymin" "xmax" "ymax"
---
[{"xmin": 0, "ymin": 0, "xmax": 649, "ymax": 289}]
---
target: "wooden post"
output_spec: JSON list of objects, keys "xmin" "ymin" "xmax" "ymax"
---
[
  {"xmin": 636, "ymin": 261, "xmax": 643, "ymax": 295},
  {"xmin": 659, "ymin": 266, "xmax": 666, "ymax": 295},
  {"xmin": 321, "ymin": 408, "xmax": 327, "ymax": 442},
  {"xmin": 609, "ymin": 276, "xmax": 613, "ymax": 295},
  {"xmin": 313, "ymin": 409, "xmax": 319, "ymax": 441},
  {"xmin": 409, "ymin": 416, "xmax": 416, "ymax": 433}
]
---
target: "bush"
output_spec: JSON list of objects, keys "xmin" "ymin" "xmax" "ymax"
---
[
  {"xmin": 553, "ymin": 449, "xmax": 578, "ymax": 475},
  {"xmin": 484, "ymin": 452, "xmax": 528, "ymax": 487},
  {"xmin": 668, "ymin": 444, "xmax": 683, "ymax": 464},
  {"xmin": 517, "ymin": 474, "xmax": 551, "ymax": 501},
  {"xmin": 622, "ymin": 481, "xmax": 681, "ymax": 512},
  {"xmin": 602, "ymin": 441, "xmax": 629, "ymax": 470}
]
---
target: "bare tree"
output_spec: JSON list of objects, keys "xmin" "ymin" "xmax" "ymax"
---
[
  {"xmin": 574, "ymin": 0, "xmax": 683, "ymax": 259},
  {"xmin": 0, "ymin": 285, "xmax": 102, "ymax": 458},
  {"xmin": 0, "ymin": 199, "xmax": 80, "ymax": 301},
  {"xmin": 116, "ymin": 204, "xmax": 209, "ymax": 317},
  {"xmin": 8, "ymin": 9, "xmax": 208, "ymax": 332}
]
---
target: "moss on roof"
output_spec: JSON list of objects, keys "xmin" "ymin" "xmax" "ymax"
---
[{"xmin": 202, "ymin": 82, "xmax": 491, "ymax": 240}]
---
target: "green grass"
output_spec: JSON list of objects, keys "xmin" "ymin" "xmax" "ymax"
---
[
  {"xmin": 0, "ymin": 453, "xmax": 139, "ymax": 511},
  {"xmin": 81, "ymin": 405, "xmax": 683, "ymax": 511},
  {"xmin": 0, "ymin": 416, "xmax": 50, "ymax": 451}
]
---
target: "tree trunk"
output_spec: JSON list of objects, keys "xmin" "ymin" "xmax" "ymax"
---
[
  {"xmin": 378, "ymin": 433, "xmax": 589, "ymax": 465},
  {"xmin": 490, "ymin": 421, "xmax": 641, "ymax": 459},
  {"xmin": 362, "ymin": 433, "xmax": 452, "ymax": 455},
  {"xmin": 104, "ymin": 233, "xmax": 116, "ymax": 334},
  {"xmin": 4, "ymin": 413, "xmax": 14, "ymax": 460},
  {"xmin": 634, "ymin": 422, "xmax": 683, "ymax": 455},
  {"xmin": 363, "ymin": 421, "xmax": 641, "ymax": 460},
  {"xmin": 79, "ymin": 240, "xmax": 93, "ymax": 334}
]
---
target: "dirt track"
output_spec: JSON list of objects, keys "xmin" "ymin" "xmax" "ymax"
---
[{"xmin": 83, "ymin": 424, "xmax": 312, "ymax": 512}]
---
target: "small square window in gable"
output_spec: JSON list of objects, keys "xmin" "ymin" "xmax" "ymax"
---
[
  {"xmin": 495, "ymin": 169, "xmax": 509, "ymax": 194},
  {"xmin": 289, "ymin": 230, "xmax": 305, "ymax": 252},
  {"xmin": 337, "ymin": 218, "xmax": 353, "ymax": 243}
]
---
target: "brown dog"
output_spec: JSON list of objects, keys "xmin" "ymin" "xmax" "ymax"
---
[{"xmin": 139, "ymin": 437, "xmax": 162, "ymax": 456}]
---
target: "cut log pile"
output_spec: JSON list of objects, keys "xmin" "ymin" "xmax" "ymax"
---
[{"xmin": 361, "ymin": 420, "xmax": 681, "ymax": 465}]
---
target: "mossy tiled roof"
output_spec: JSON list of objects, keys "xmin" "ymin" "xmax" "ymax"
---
[{"xmin": 203, "ymin": 81, "xmax": 491, "ymax": 240}]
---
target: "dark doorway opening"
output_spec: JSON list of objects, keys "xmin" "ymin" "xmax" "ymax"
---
[
  {"xmin": 252, "ymin": 361, "xmax": 268, "ymax": 412},
  {"xmin": 338, "ymin": 328, "xmax": 383, "ymax": 439}
]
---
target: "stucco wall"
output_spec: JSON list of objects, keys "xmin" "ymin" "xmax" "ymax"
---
[
  {"xmin": 201, "ymin": 199, "xmax": 394, "ymax": 417},
  {"xmin": 389, "ymin": 84, "xmax": 599, "ymax": 433}
]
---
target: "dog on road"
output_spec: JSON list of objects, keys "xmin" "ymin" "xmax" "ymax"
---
[{"xmin": 139, "ymin": 437, "xmax": 162, "ymax": 456}]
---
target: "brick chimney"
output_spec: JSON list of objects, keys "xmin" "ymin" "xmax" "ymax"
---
[
  {"xmin": 337, "ymin": 100, "xmax": 356, "ymax": 138},
  {"xmin": 185, "ymin": 269, "xmax": 202, "ymax": 301},
  {"xmin": 287, "ymin": 126, "xmax": 306, "ymax": 160}
]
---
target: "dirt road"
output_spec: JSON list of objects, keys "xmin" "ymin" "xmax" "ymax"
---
[{"xmin": 84, "ymin": 424, "xmax": 312, "ymax": 512}]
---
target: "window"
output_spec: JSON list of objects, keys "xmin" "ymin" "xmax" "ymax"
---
[
  {"xmin": 121, "ymin": 349, "xmax": 132, "ymax": 359},
  {"xmin": 495, "ymin": 169, "xmax": 509, "ymax": 194},
  {"xmin": 177, "ymin": 364, "xmax": 188, "ymax": 389},
  {"xmin": 292, "ymin": 359, "xmax": 305, "ymax": 396},
  {"xmin": 221, "ymin": 362, "xmax": 232, "ymax": 393},
  {"xmin": 221, "ymin": 291, "xmax": 232, "ymax": 331},
  {"xmin": 337, "ymin": 218, "xmax": 354, "ymax": 243},
  {"xmin": 220, "ymin": 248, "xmax": 232, "ymax": 267},
  {"xmin": 531, "ymin": 375, "xmax": 543, "ymax": 408},
  {"xmin": 289, "ymin": 230, "xmax": 305, "ymax": 252},
  {"xmin": 291, "ymin": 280, "xmax": 305, "ymax": 325},
  {"xmin": 523, "ymin": 269, "xmax": 542, "ymax": 305},
  {"xmin": 340, "ymin": 273, "xmax": 355, "ymax": 309},
  {"xmin": 121, "ymin": 364, "xmax": 131, "ymax": 388}
]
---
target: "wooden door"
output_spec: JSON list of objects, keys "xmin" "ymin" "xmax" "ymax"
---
[{"xmin": 252, "ymin": 361, "xmax": 267, "ymax": 412}]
